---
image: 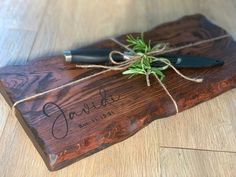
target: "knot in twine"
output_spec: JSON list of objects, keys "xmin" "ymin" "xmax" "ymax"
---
[{"xmin": 12, "ymin": 34, "xmax": 230, "ymax": 115}]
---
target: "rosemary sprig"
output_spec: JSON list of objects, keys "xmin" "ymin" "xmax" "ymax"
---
[{"xmin": 123, "ymin": 34, "xmax": 169, "ymax": 86}]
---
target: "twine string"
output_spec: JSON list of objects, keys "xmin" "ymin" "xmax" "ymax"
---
[
  {"xmin": 77, "ymin": 35, "xmax": 225, "ymax": 112},
  {"xmin": 12, "ymin": 34, "xmax": 230, "ymax": 114}
]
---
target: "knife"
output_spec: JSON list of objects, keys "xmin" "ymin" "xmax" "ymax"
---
[{"xmin": 64, "ymin": 48, "xmax": 224, "ymax": 68}]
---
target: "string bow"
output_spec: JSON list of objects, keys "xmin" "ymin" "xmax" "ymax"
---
[{"xmin": 76, "ymin": 35, "xmax": 212, "ymax": 113}]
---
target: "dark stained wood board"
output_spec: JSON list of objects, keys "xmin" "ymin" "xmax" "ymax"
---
[{"xmin": 0, "ymin": 14, "xmax": 236, "ymax": 171}]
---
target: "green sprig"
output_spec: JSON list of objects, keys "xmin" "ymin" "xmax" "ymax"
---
[{"xmin": 123, "ymin": 33, "xmax": 169, "ymax": 86}]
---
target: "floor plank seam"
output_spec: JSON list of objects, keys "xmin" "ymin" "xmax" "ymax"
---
[
  {"xmin": 160, "ymin": 146, "xmax": 236, "ymax": 154},
  {"xmin": 159, "ymin": 147, "xmax": 163, "ymax": 177}
]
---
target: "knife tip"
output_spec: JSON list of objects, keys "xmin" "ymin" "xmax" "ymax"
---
[{"xmin": 215, "ymin": 60, "xmax": 224, "ymax": 66}]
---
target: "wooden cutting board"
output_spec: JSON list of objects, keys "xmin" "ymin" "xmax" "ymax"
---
[{"xmin": 0, "ymin": 14, "xmax": 236, "ymax": 171}]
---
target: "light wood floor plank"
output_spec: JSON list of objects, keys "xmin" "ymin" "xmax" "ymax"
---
[
  {"xmin": 158, "ymin": 89, "xmax": 236, "ymax": 152},
  {"xmin": 0, "ymin": 28, "xmax": 36, "ymax": 66},
  {"xmin": 0, "ymin": 0, "xmax": 49, "ymax": 133},
  {"xmin": 160, "ymin": 147, "xmax": 236, "ymax": 177},
  {"xmin": 145, "ymin": 0, "xmax": 200, "ymax": 28},
  {"xmin": 0, "ymin": 95, "xmax": 10, "ymax": 139},
  {"xmin": 0, "ymin": 0, "xmax": 48, "ymax": 31},
  {"xmin": 29, "ymin": 0, "xmax": 200, "ymax": 60},
  {"xmin": 0, "ymin": 121, "xmax": 160, "ymax": 177},
  {"xmin": 1, "ymin": 0, "xmax": 236, "ymax": 176},
  {"xmin": 0, "ymin": 28, "xmax": 38, "ymax": 139},
  {"xmin": 29, "ymin": 0, "xmax": 148, "ymax": 59},
  {"xmin": 200, "ymin": 0, "xmax": 236, "ymax": 39}
]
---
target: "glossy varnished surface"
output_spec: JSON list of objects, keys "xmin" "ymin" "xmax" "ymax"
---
[
  {"xmin": 1, "ymin": 0, "xmax": 236, "ymax": 176},
  {"xmin": 0, "ymin": 15, "xmax": 236, "ymax": 171}
]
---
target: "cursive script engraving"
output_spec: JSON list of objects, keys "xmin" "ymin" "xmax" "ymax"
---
[
  {"xmin": 42, "ymin": 89, "xmax": 120, "ymax": 139},
  {"xmin": 69, "ymin": 89, "xmax": 119, "ymax": 119},
  {"xmin": 43, "ymin": 102, "xmax": 69, "ymax": 139}
]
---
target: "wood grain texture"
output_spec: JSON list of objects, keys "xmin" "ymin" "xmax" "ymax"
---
[
  {"xmin": 0, "ymin": 0, "xmax": 48, "ymax": 31},
  {"xmin": 200, "ymin": 0, "xmax": 236, "ymax": 38},
  {"xmin": 0, "ymin": 121, "xmax": 160, "ymax": 177},
  {"xmin": 1, "ymin": 0, "xmax": 236, "ymax": 176},
  {"xmin": 0, "ymin": 15, "xmax": 236, "ymax": 171},
  {"xmin": 0, "ymin": 94, "xmax": 10, "ymax": 139},
  {"xmin": 160, "ymin": 147, "xmax": 236, "ymax": 177},
  {"xmin": 0, "ymin": 0, "xmax": 46, "ymax": 143},
  {"xmin": 28, "ymin": 0, "xmax": 201, "ymax": 60},
  {"xmin": 158, "ymin": 89, "xmax": 236, "ymax": 152},
  {"xmin": 0, "ymin": 28, "xmax": 36, "ymax": 67}
]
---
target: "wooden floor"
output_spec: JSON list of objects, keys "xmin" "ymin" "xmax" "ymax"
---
[{"xmin": 0, "ymin": 0, "xmax": 236, "ymax": 176}]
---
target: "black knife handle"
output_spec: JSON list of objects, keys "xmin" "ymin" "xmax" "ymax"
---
[
  {"xmin": 64, "ymin": 48, "xmax": 124, "ymax": 64},
  {"xmin": 64, "ymin": 48, "xmax": 224, "ymax": 68}
]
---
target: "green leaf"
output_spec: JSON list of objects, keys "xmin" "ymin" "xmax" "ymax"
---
[
  {"xmin": 122, "ymin": 68, "xmax": 145, "ymax": 75},
  {"xmin": 123, "ymin": 34, "xmax": 171, "ymax": 85},
  {"xmin": 151, "ymin": 67, "xmax": 165, "ymax": 81}
]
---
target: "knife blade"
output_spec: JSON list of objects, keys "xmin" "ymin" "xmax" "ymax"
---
[{"xmin": 64, "ymin": 48, "xmax": 224, "ymax": 68}]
